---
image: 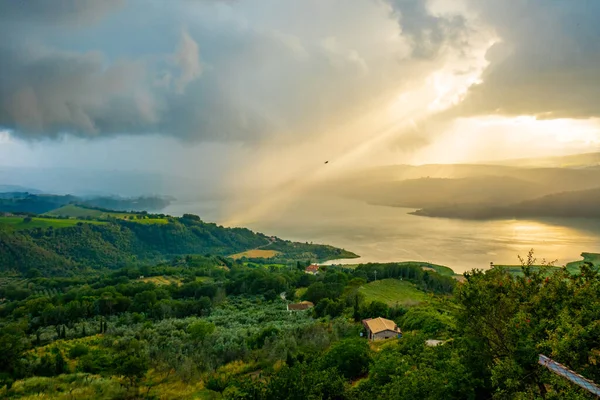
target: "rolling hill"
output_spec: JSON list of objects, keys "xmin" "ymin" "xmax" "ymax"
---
[
  {"xmin": 321, "ymin": 162, "xmax": 600, "ymax": 211},
  {"xmin": 0, "ymin": 193, "xmax": 171, "ymax": 214},
  {"xmin": 488, "ymin": 151, "xmax": 600, "ymax": 168},
  {"xmin": 0, "ymin": 211, "xmax": 357, "ymax": 276},
  {"xmin": 412, "ymin": 187, "xmax": 600, "ymax": 220}
]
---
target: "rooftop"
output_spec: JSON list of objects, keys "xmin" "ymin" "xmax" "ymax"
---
[
  {"xmin": 362, "ymin": 317, "xmax": 401, "ymax": 334},
  {"xmin": 287, "ymin": 301, "xmax": 314, "ymax": 311}
]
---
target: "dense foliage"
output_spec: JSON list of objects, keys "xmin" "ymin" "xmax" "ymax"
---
[
  {"xmin": 0, "ymin": 248, "xmax": 458, "ymax": 398},
  {"xmin": 1, "ymin": 208, "xmax": 599, "ymax": 400},
  {"xmin": 0, "ymin": 213, "xmax": 355, "ymax": 275}
]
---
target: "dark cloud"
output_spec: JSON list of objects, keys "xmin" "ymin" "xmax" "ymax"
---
[
  {"xmin": 0, "ymin": 0, "xmax": 481, "ymax": 143},
  {"xmin": 0, "ymin": 45, "xmax": 157, "ymax": 138},
  {"xmin": 386, "ymin": 0, "xmax": 468, "ymax": 59},
  {"xmin": 452, "ymin": 0, "xmax": 600, "ymax": 119},
  {"xmin": 0, "ymin": 0, "xmax": 124, "ymax": 26}
]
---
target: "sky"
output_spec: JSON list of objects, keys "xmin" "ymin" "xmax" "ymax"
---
[{"xmin": 1, "ymin": 0, "xmax": 600, "ymax": 198}]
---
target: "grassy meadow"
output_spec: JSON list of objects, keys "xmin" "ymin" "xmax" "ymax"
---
[
  {"xmin": 230, "ymin": 249, "xmax": 280, "ymax": 260},
  {"xmin": 45, "ymin": 204, "xmax": 169, "ymax": 224},
  {"xmin": 565, "ymin": 252, "xmax": 600, "ymax": 273},
  {"xmin": 494, "ymin": 252, "xmax": 600, "ymax": 276},
  {"xmin": 359, "ymin": 278, "xmax": 429, "ymax": 306},
  {"xmin": 0, "ymin": 216, "xmax": 106, "ymax": 230},
  {"xmin": 137, "ymin": 276, "xmax": 183, "ymax": 286}
]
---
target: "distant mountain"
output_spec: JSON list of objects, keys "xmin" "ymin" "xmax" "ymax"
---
[
  {"xmin": 0, "ymin": 166, "xmax": 219, "ymax": 199},
  {"xmin": 323, "ymin": 163, "xmax": 600, "ymax": 210},
  {"xmin": 487, "ymin": 152, "xmax": 600, "ymax": 168},
  {"xmin": 411, "ymin": 187, "xmax": 600, "ymax": 219},
  {"xmin": 343, "ymin": 176, "xmax": 544, "ymax": 209},
  {"xmin": 0, "ymin": 193, "xmax": 172, "ymax": 214},
  {"xmin": 0, "ymin": 194, "xmax": 79, "ymax": 214},
  {"xmin": 0, "ymin": 184, "xmax": 43, "ymax": 194}
]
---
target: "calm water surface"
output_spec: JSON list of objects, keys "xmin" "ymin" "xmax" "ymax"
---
[{"xmin": 164, "ymin": 197, "xmax": 600, "ymax": 274}]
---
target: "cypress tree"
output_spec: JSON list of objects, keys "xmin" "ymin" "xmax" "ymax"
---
[{"xmin": 353, "ymin": 294, "xmax": 361, "ymax": 322}]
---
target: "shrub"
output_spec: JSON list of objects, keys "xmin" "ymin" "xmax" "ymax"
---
[{"xmin": 68, "ymin": 343, "xmax": 89, "ymax": 358}]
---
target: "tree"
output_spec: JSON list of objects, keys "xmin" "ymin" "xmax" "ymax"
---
[
  {"xmin": 26, "ymin": 268, "xmax": 41, "ymax": 278},
  {"xmin": 0, "ymin": 322, "xmax": 27, "ymax": 378},
  {"xmin": 286, "ymin": 289, "xmax": 297, "ymax": 302},
  {"xmin": 320, "ymin": 338, "xmax": 372, "ymax": 380},
  {"xmin": 361, "ymin": 300, "xmax": 389, "ymax": 320},
  {"xmin": 115, "ymin": 340, "xmax": 149, "ymax": 388},
  {"xmin": 262, "ymin": 363, "xmax": 346, "ymax": 400},
  {"xmin": 182, "ymin": 213, "xmax": 201, "ymax": 221},
  {"xmin": 118, "ymin": 353, "xmax": 149, "ymax": 388},
  {"xmin": 188, "ymin": 320, "xmax": 215, "ymax": 342},
  {"xmin": 353, "ymin": 294, "xmax": 361, "ymax": 322},
  {"xmin": 54, "ymin": 348, "xmax": 68, "ymax": 375},
  {"xmin": 454, "ymin": 251, "xmax": 600, "ymax": 398}
]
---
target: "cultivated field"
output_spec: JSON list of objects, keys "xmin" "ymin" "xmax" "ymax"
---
[
  {"xmin": 0, "ymin": 216, "xmax": 105, "ymax": 230},
  {"xmin": 137, "ymin": 276, "xmax": 182, "ymax": 286},
  {"xmin": 230, "ymin": 249, "xmax": 280, "ymax": 260},
  {"xmin": 45, "ymin": 204, "xmax": 169, "ymax": 224},
  {"xmin": 359, "ymin": 279, "xmax": 428, "ymax": 306}
]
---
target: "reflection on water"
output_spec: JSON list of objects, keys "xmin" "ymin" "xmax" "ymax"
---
[{"xmin": 164, "ymin": 196, "xmax": 600, "ymax": 274}]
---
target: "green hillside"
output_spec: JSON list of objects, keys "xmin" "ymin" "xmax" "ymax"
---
[
  {"xmin": 359, "ymin": 279, "xmax": 428, "ymax": 305},
  {"xmin": 0, "ymin": 216, "xmax": 106, "ymax": 230},
  {"xmin": 44, "ymin": 204, "xmax": 114, "ymax": 218},
  {"xmin": 565, "ymin": 252, "xmax": 600, "ymax": 273},
  {"xmin": 46, "ymin": 204, "xmax": 169, "ymax": 224},
  {"xmin": 0, "ymin": 213, "xmax": 357, "ymax": 275},
  {"xmin": 0, "ymin": 193, "xmax": 171, "ymax": 214},
  {"xmin": 413, "ymin": 187, "xmax": 600, "ymax": 220}
]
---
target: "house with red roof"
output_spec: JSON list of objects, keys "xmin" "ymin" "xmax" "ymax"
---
[{"xmin": 304, "ymin": 264, "xmax": 320, "ymax": 275}]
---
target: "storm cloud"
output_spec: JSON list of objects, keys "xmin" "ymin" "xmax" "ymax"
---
[
  {"xmin": 453, "ymin": 0, "xmax": 600, "ymax": 119},
  {"xmin": 0, "ymin": 0, "xmax": 597, "ymax": 146},
  {"xmin": 0, "ymin": 0, "xmax": 484, "ymax": 143}
]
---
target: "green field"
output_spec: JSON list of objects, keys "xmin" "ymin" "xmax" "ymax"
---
[
  {"xmin": 411, "ymin": 262, "xmax": 456, "ymax": 277},
  {"xmin": 131, "ymin": 217, "xmax": 169, "ymax": 224},
  {"xmin": 495, "ymin": 253, "xmax": 600, "ymax": 276},
  {"xmin": 44, "ymin": 204, "xmax": 111, "ymax": 218},
  {"xmin": 495, "ymin": 265, "xmax": 561, "ymax": 277},
  {"xmin": 45, "ymin": 204, "xmax": 169, "ymax": 224},
  {"xmin": 231, "ymin": 249, "xmax": 280, "ymax": 259},
  {"xmin": 332, "ymin": 261, "xmax": 457, "ymax": 277},
  {"xmin": 0, "ymin": 216, "xmax": 105, "ymax": 230},
  {"xmin": 137, "ymin": 275, "xmax": 183, "ymax": 286},
  {"xmin": 565, "ymin": 252, "xmax": 600, "ymax": 273},
  {"xmin": 359, "ymin": 278, "xmax": 429, "ymax": 306}
]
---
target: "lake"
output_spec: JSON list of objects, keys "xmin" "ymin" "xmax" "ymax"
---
[{"xmin": 163, "ymin": 196, "xmax": 600, "ymax": 274}]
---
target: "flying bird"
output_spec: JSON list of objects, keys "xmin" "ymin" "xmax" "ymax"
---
[{"xmin": 324, "ymin": 161, "xmax": 329, "ymax": 164}]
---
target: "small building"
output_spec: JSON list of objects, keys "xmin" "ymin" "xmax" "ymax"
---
[
  {"xmin": 425, "ymin": 339, "xmax": 444, "ymax": 347},
  {"xmin": 287, "ymin": 301, "xmax": 314, "ymax": 311},
  {"xmin": 362, "ymin": 317, "xmax": 402, "ymax": 341},
  {"xmin": 305, "ymin": 264, "xmax": 320, "ymax": 275}
]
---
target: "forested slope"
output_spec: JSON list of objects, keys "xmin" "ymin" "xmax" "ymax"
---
[{"xmin": 0, "ymin": 215, "xmax": 356, "ymax": 275}]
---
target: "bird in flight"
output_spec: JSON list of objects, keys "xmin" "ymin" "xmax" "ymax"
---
[{"xmin": 324, "ymin": 161, "xmax": 329, "ymax": 164}]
